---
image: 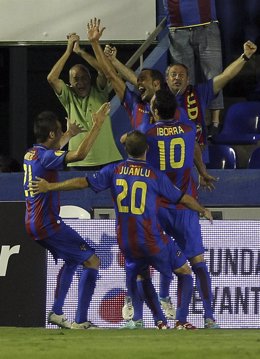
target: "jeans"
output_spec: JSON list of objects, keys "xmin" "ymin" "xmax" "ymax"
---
[{"xmin": 168, "ymin": 22, "xmax": 224, "ymax": 109}]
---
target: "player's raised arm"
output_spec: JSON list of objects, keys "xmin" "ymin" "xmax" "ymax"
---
[
  {"xmin": 104, "ymin": 44, "xmax": 138, "ymax": 87},
  {"xmin": 87, "ymin": 18, "xmax": 126, "ymax": 102}
]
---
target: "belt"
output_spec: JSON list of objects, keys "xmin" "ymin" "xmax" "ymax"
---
[{"xmin": 169, "ymin": 20, "xmax": 218, "ymax": 32}]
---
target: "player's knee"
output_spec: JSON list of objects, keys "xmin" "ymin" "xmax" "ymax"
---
[
  {"xmin": 174, "ymin": 262, "xmax": 192, "ymax": 275},
  {"xmin": 83, "ymin": 254, "xmax": 100, "ymax": 269},
  {"xmin": 137, "ymin": 267, "xmax": 150, "ymax": 281},
  {"xmin": 189, "ymin": 253, "xmax": 204, "ymax": 266}
]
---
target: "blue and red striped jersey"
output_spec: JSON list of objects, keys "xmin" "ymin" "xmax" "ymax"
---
[
  {"xmin": 87, "ymin": 159, "xmax": 183, "ymax": 258},
  {"xmin": 123, "ymin": 87, "xmax": 152, "ymax": 129},
  {"xmin": 23, "ymin": 145, "xmax": 66, "ymax": 240},
  {"xmin": 143, "ymin": 118, "xmax": 198, "ymax": 208},
  {"xmin": 163, "ymin": 0, "xmax": 218, "ymax": 27}
]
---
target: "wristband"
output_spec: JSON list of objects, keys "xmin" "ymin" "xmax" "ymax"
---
[{"xmin": 241, "ymin": 53, "xmax": 250, "ymax": 62}]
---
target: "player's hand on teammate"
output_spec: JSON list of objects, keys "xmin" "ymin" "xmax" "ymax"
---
[{"xmin": 29, "ymin": 177, "xmax": 49, "ymax": 194}]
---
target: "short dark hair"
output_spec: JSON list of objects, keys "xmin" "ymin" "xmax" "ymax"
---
[
  {"xmin": 140, "ymin": 68, "xmax": 165, "ymax": 88},
  {"xmin": 125, "ymin": 130, "xmax": 148, "ymax": 158},
  {"xmin": 34, "ymin": 111, "xmax": 60, "ymax": 143},
  {"xmin": 152, "ymin": 89, "xmax": 177, "ymax": 119}
]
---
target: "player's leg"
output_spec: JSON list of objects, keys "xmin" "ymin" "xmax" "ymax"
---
[
  {"xmin": 48, "ymin": 262, "xmax": 77, "ymax": 329},
  {"xmin": 159, "ymin": 274, "xmax": 175, "ymax": 320},
  {"xmin": 167, "ymin": 241, "xmax": 196, "ymax": 330},
  {"xmin": 123, "ymin": 261, "xmax": 144, "ymax": 328},
  {"xmin": 73, "ymin": 253, "xmax": 100, "ymax": 329},
  {"xmin": 137, "ymin": 267, "xmax": 168, "ymax": 329},
  {"xmin": 190, "ymin": 254, "xmax": 220, "ymax": 329},
  {"xmin": 48, "ymin": 222, "xmax": 100, "ymax": 329},
  {"xmin": 52, "ymin": 263, "xmax": 77, "ymax": 315}
]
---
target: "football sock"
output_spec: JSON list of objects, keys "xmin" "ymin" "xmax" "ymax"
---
[
  {"xmin": 159, "ymin": 273, "xmax": 172, "ymax": 298},
  {"xmin": 141, "ymin": 278, "xmax": 167, "ymax": 324},
  {"xmin": 175, "ymin": 273, "xmax": 193, "ymax": 323},
  {"xmin": 75, "ymin": 267, "xmax": 98, "ymax": 323},
  {"xmin": 52, "ymin": 263, "xmax": 77, "ymax": 315},
  {"xmin": 125, "ymin": 270, "xmax": 144, "ymax": 321},
  {"xmin": 192, "ymin": 261, "xmax": 214, "ymax": 319}
]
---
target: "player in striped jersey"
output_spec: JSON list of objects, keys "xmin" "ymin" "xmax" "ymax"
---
[
  {"xmin": 23, "ymin": 103, "xmax": 109, "ymax": 329},
  {"xmin": 145, "ymin": 89, "xmax": 219, "ymax": 328},
  {"xmin": 29, "ymin": 130, "xmax": 213, "ymax": 329}
]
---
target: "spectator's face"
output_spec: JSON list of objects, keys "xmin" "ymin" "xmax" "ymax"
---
[
  {"xmin": 137, "ymin": 70, "xmax": 159, "ymax": 102},
  {"xmin": 166, "ymin": 65, "xmax": 189, "ymax": 95},
  {"xmin": 69, "ymin": 68, "xmax": 91, "ymax": 98}
]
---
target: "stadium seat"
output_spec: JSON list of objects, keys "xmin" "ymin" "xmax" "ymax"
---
[
  {"xmin": 206, "ymin": 144, "xmax": 237, "ymax": 169},
  {"xmin": 212, "ymin": 101, "xmax": 260, "ymax": 144},
  {"xmin": 59, "ymin": 205, "xmax": 91, "ymax": 219},
  {"xmin": 248, "ymin": 147, "xmax": 260, "ymax": 168}
]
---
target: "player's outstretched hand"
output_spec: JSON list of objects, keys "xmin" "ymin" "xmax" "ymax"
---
[
  {"xmin": 199, "ymin": 173, "xmax": 219, "ymax": 192},
  {"xmin": 92, "ymin": 102, "xmax": 110, "ymax": 126},
  {"xmin": 66, "ymin": 118, "xmax": 86, "ymax": 136},
  {"xmin": 29, "ymin": 177, "xmax": 49, "ymax": 194},
  {"xmin": 87, "ymin": 17, "xmax": 105, "ymax": 42}
]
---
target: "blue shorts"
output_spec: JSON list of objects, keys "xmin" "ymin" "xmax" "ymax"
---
[
  {"xmin": 158, "ymin": 208, "xmax": 204, "ymax": 259},
  {"xmin": 38, "ymin": 221, "xmax": 95, "ymax": 265},
  {"xmin": 125, "ymin": 241, "xmax": 187, "ymax": 279}
]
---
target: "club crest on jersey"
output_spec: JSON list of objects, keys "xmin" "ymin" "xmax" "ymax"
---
[
  {"xmin": 54, "ymin": 150, "xmax": 65, "ymax": 157},
  {"xmin": 80, "ymin": 244, "xmax": 87, "ymax": 251}
]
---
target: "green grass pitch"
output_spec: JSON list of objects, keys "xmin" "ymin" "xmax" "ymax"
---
[{"xmin": 0, "ymin": 328, "xmax": 259, "ymax": 359}]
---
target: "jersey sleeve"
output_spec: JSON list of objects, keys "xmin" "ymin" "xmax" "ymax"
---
[
  {"xmin": 122, "ymin": 87, "xmax": 137, "ymax": 127},
  {"xmin": 41, "ymin": 150, "xmax": 66, "ymax": 170},
  {"xmin": 87, "ymin": 163, "xmax": 115, "ymax": 192}
]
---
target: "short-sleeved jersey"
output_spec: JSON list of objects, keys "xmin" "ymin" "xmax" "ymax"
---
[
  {"xmin": 142, "ymin": 118, "xmax": 197, "ymax": 208},
  {"xmin": 123, "ymin": 86, "xmax": 189, "ymax": 131},
  {"xmin": 87, "ymin": 159, "xmax": 183, "ymax": 259},
  {"xmin": 123, "ymin": 87, "xmax": 152, "ymax": 129},
  {"xmin": 163, "ymin": 0, "xmax": 218, "ymax": 28},
  {"xmin": 23, "ymin": 145, "xmax": 66, "ymax": 240}
]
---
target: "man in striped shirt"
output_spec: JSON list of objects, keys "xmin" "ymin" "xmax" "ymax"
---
[{"xmin": 23, "ymin": 103, "xmax": 109, "ymax": 329}]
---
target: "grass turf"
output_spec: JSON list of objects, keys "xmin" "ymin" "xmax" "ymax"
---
[{"xmin": 0, "ymin": 328, "xmax": 259, "ymax": 359}]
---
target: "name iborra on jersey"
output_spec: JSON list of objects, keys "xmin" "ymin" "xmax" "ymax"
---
[{"xmin": 157, "ymin": 125, "xmax": 184, "ymax": 136}]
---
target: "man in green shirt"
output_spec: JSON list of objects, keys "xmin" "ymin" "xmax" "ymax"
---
[{"xmin": 47, "ymin": 33, "xmax": 122, "ymax": 169}]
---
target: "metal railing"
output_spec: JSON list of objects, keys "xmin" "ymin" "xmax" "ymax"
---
[{"xmin": 125, "ymin": 17, "xmax": 167, "ymax": 68}]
